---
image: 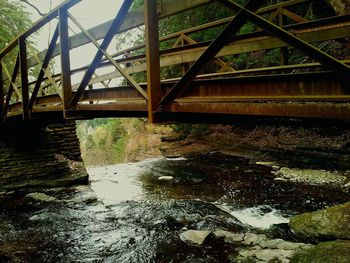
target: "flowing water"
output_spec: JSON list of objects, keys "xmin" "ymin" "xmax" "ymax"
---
[{"xmin": 1, "ymin": 152, "xmax": 349, "ymax": 262}]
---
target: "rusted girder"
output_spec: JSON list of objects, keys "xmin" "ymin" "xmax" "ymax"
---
[
  {"xmin": 221, "ymin": 0, "xmax": 350, "ymax": 83},
  {"xmin": 29, "ymin": 26, "xmax": 60, "ymax": 112},
  {"xmin": 69, "ymin": 0, "xmax": 134, "ymax": 107},
  {"xmin": 158, "ymin": 0, "xmax": 265, "ymax": 108}
]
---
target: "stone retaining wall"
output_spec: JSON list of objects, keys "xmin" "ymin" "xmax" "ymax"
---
[{"xmin": 0, "ymin": 120, "xmax": 88, "ymax": 193}]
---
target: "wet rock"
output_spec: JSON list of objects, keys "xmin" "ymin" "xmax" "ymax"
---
[
  {"xmin": 274, "ymin": 167, "xmax": 348, "ymax": 187},
  {"xmin": 289, "ymin": 202, "xmax": 350, "ymax": 240},
  {"xmin": 267, "ymin": 223, "xmax": 300, "ymax": 242},
  {"xmin": 242, "ymin": 233, "xmax": 267, "ymax": 246},
  {"xmin": 256, "ymin": 161, "xmax": 276, "ymax": 166},
  {"xmin": 291, "ymin": 240, "xmax": 350, "ymax": 263},
  {"xmin": 343, "ymin": 182, "xmax": 350, "ymax": 192},
  {"xmin": 158, "ymin": 176, "xmax": 174, "ymax": 181},
  {"xmin": 259, "ymin": 239, "xmax": 310, "ymax": 250},
  {"xmin": 277, "ymin": 241, "xmax": 312, "ymax": 251},
  {"xmin": 237, "ymin": 248, "xmax": 294, "ymax": 263},
  {"xmin": 179, "ymin": 230, "xmax": 211, "ymax": 246},
  {"xmin": 67, "ymin": 186, "xmax": 98, "ymax": 204},
  {"xmin": 259, "ymin": 239, "xmax": 285, "ymax": 248},
  {"xmin": 213, "ymin": 230, "xmax": 244, "ymax": 243},
  {"xmin": 26, "ymin": 192, "xmax": 58, "ymax": 203}
]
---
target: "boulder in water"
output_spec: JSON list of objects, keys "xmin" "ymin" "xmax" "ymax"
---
[
  {"xmin": 242, "ymin": 233, "xmax": 268, "ymax": 246},
  {"xmin": 213, "ymin": 230, "xmax": 244, "ymax": 243},
  {"xmin": 289, "ymin": 202, "xmax": 350, "ymax": 240},
  {"xmin": 273, "ymin": 167, "xmax": 348, "ymax": 188},
  {"xmin": 179, "ymin": 230, "xmax": 211, "ymax": 246},
  {"xmin": 291, "ymin": 240, "xmax": 350, "ymax": 263}
]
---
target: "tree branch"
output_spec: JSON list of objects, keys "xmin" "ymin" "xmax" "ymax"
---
[{"xmin": 20, "ymin": 0, "xmax": 46, "ymax": 17}]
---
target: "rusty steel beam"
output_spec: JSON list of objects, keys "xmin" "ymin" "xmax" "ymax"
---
[
  {"xmin": 145, "ymin": 0, "xmax": 161, "ymax": 123},
  {"xmin": 70, "ymin": 18, "xmax": 350, "ymax": 87},
  {"xmin": 29, "ymin": 25, "xmax": 60, "ymax": 111},
  {"xmin": 59, "ymin": 8, "xmax": 72, "ymax": 113},
  {"xmin": 26, "ymin": 72, "xmax": 349, "ymax": 105},
  {"xmin": 168, "ymin": 102, "xmax": 350, "ymax": 120},
  {"xmin": 221, "ymin": 0, "xmax": 350, "ymax": 82},
  {"xmin": 3, "ymin": 56, "xmax": 19, "ymax": 120},
  {"xmin": 158, "ymin": 0, "xmax": 264, "ymax": 107},
  {"xmin": 7, "ymin": 76, "xmax": 350, "ymax": 121},
  {"xmin": 70, "ymin": 0, "xmax": 134, "ymax": 106},
  {"xmin": 19, "ymin": 37, "xmax": 29, "ymax": 120},
  {"xmin": 68, "ymin": 12, "xmax": 148, "ymax": 100}
]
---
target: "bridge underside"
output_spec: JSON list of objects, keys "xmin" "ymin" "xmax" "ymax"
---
[
  {"xmin": 6, "ymin": 72, "xmax": 350, "ymax": 122},
  {"xmin": 1, "ymin": 0, "xmax": 350, "ymax": 124}
]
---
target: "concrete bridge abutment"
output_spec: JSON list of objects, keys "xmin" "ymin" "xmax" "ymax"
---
[{"xmin": 0, "ymin": 120, "xmax": 88, "ymax": 194}]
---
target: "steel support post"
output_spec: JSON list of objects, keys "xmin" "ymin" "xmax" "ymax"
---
[
  {"xmin": 19, "ymin": 37, "xmax": 29, "ymax": 120},
  {"xmin": 59, "ymin": 8, "xmax": 73, "ymax": 115},
  {"xmin": 29, "ymin": 26, "xmax": 59, "ymax": 111},
  {"xmin": 279, "ymin": 7, "xmax": 289, "ymax": 66},
  {"xmin": 145, "ymin": 0, "xmax": 161, "ymax": 123}
]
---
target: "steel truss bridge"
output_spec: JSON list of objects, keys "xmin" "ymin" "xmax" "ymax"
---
[{"xmin": 1, "ymin": 0, "xmax": 350, "ymax": 124}]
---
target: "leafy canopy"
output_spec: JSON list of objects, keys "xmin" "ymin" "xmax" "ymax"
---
[{"xmin": 0, "ymin": 0, "xmax": 31, "ymax": 76}]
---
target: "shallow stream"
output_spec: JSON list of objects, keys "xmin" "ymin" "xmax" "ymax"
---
[{"xmin": 1, "ymin": 153, "xmax": 349, "ymax": 262}]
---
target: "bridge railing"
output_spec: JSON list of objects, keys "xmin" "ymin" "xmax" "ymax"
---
[
  {"xmin": 1, "ymin": 0, "xmax": 350, "ymax": 123},
  {"xmin": 0, "ymin": 0, "xmax": 81, "ymax": 122}
]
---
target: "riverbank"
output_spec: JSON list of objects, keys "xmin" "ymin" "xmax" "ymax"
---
[
  {"xmin": 77, "ymin": 119, "xmax": 350, "ymax": 170},
  {"xmin": 160, "ymin": 123, "xmax": 350, "ymax": 169}
]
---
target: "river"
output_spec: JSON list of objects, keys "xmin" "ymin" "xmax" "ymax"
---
[{"xmin": 0, "ymin": 152, "xmax": 349, "ymax": 262}]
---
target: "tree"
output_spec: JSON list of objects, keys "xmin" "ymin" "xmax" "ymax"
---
[
  {"xmin": 19, "ymin": 0, "xmax": 46, "ymax": 16},
  {"xmin": 0, "ymin": 0, "xmax": 31, "ymax": 74}
]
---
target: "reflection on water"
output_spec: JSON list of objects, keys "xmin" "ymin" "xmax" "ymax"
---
[
  {"xmin": 1, "ymin": 153, "xmax": 349, "ymax": 262},
  {"xmin": 88, "ymin": 163, "xmax": 145, "ymax": 204}
]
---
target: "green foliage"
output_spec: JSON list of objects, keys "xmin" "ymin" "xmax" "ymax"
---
[
  {"xmin": 131, "ymin": 0, "xmax": 143, "ymax": 9},
  {"xmin": 77, "ymin": 119, "xmax": 128, "ymax": 165},
  {"xmin": 0, "ymin": 0, "xmax": 31, "ymax": 68}
]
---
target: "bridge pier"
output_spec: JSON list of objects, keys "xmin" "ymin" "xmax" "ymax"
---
[{"xmin": 0, "ymin": 120, "xmax": 88, "ymax": 194}]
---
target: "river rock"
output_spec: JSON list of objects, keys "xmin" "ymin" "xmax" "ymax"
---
[
  {"xmin": 26, "ymin": 192, "xmax": 58, "ymax": 202},
  {"xmin": 343, "ymin": 182, "xmax": 350, "ymax": 192},
  {"xmin": 291, "ymin": 240, "xmax": 350, "ymax": 263},
  {"xmin": 237, "ymin": 248, "xmax": 294, "ymax": 263},
  {"xmin": 180, "ymin": 230, "xmax": 211, "ymax": 246},
  {"xmin": 213, "ymin": 230, "xmax": 244, "ymax": 243},
  {"xmin": 242, "ymin": 233, "xmax": 267, "ymax": 246},
  {"xmin": 289, "ymin": 202, "xmax": 350, "ymax": 240},
  {"xmin": 273, "ymin": 167, "xmax": 347, "ymax": 187},
  {"xmin": 258, "ymin": 238, "xmax": 284, "ymax": 248},
  {"xmin": 67, "ymin": 186, "xmax": 98, "ymax": 204}
]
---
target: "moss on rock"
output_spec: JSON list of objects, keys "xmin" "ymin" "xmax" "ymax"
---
[
  {"xmin": 289, "ymin": 202, "xmax": 350, "ymax": 240},
  {"xmin": 291, "ymin": 240, "xmax": 350, "ymax": 263}
]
